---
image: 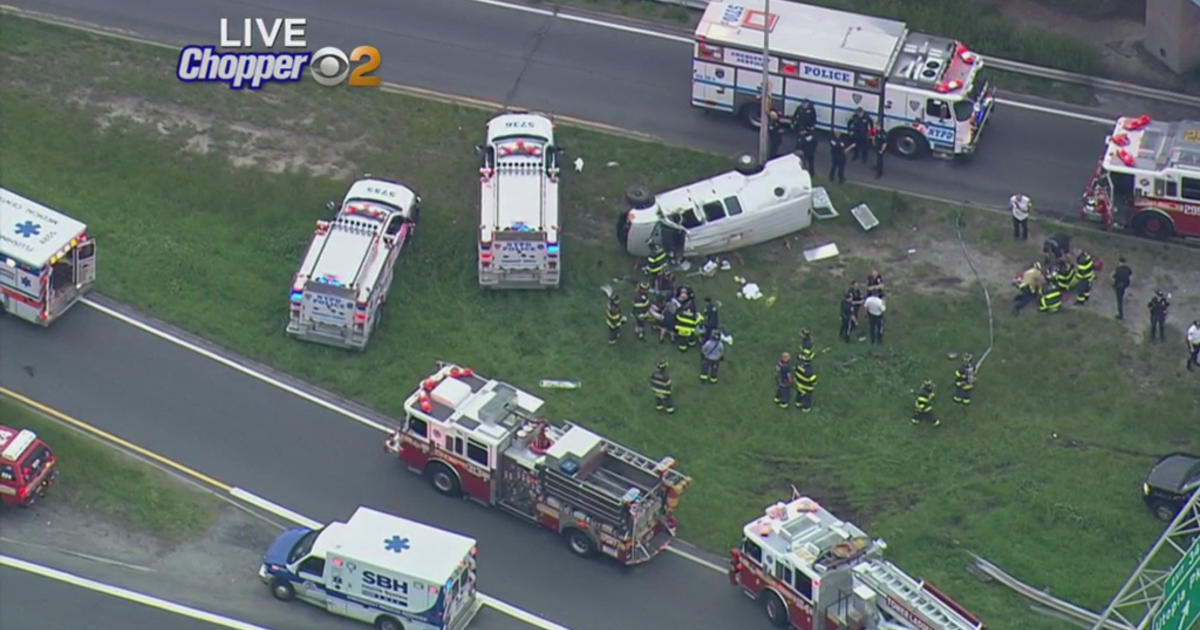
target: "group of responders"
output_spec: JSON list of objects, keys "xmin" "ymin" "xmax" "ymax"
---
[{"xmin": 175, "ymin": 18, "xmax": 380, "ymax": 90}]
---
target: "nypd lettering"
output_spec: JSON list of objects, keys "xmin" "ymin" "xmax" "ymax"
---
[{"xmin": 799, "ymin": 62, "xmax": 854, "ymax": 87}]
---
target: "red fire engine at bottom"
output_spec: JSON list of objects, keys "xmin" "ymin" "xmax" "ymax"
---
[
  {"xmin": 384, "ymin": 363, "xmax": 692, "ymax": 566},
  {"xmin": 729, "ymin": 495, "xmax": 986, "ymax": 630}
]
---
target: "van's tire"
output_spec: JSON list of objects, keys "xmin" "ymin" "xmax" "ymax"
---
[
  {"xmin": 425, "ymin": 462, "xmax": 462, "ymax": 498},
  {"xmin": 564, "ymin": 528, "xmax": 597, "ymax": 557},
  {"xmin": 375, "ymin": 615, "xmax": 405, "ymax": 630},
  {"xmin": 625, "ymin": 185, "xmax": 655, "ymax": 210},
  {"xmin": 739, "ymin": 103, "xmax": 763, "ymax": 129},
  {"xmin": 889, "ymin": 128, "xmax": 929, "ymax": 159},
  {"xmin": 734, "ymin": 153, "xmax": 764, "ymax": 175},
  {"xmin": 1151, "ymin": 501, "xmax": 1177, "ymax": 522},
  {"xmin": 270, "ymin": 578, "xmax": 296, "ymax": 601},
  {"xmin": 1131, "ymin": 212, "xmax": 1174, "ymax": 239},
  {"xmin": 762, "ymin": 591, "xmax": 789, "ymax": 627}
]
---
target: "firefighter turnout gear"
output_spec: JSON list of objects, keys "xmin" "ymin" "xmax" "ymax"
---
[
  {"xmin": 798, "ymin": 328, "xmax": 816, "ymax": 362},
  {"xmin": 953, "ymin": 355, "xmax": 975, "ymax": 406},
  {"xmin": 645, "ymin": 244, "xmax": 668, "ymax": 277},
  {"xmin": 1074, "ymin": 251, "xmax": 1095, "ymax": 304},
  {"xmin": 1054, "ymin": 261, "xmax": 1076, "ymax": 292},
  {"xmin": 674, "ymin": 305, "xmax": 702, "ymax": 351},
  {"xmin": 632, "ymin": 282, "xmax": 651, "ymax": 340},
  {"xmin": 700, "ymin": 331, "xmax": 724, "ymax": 383},
  {"xmin": 606, "ymin": 296, "xmax": 626, "ymax": 344},
  {"xmin": 774, "ymin": 353, "xmax": 793, "ymax": 408},
  {"xmin": 1039, "ymin": 286, "xmax": 1063, "ymax": 313},
  {"xmin": 912, "ymin": 380, "xmax": 939, "ymax": 426},
  {"xmin": 793, "ymin": 360, "xmax": 818, "ymax": 412},
  {"xmin": 650, "ymin": 361, "xmax": 675, "ymax": 413}
]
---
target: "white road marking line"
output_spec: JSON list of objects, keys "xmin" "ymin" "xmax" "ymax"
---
[
  {"xmin": 555, "ymin": 11, "xmax": 692, "ymax": 43},
  {"xmin": 994, "ymin": 97, "xmax": 1111, "ymax": 125},
  {"xmin": 0, "ymin": 536, "xmax": 157, "ymax": 573},
  {"xmin": 79, "ymin": 298, "xmax": 393, "ymax": 434},
  {"xmin": 222, "ymin": 488, "xmax": 575, "ymax": 630},
  {"xmin": 0, "ymin": 554, "xmax": 278, "ymax": 630},
  {"xmin": 664, "ymin": 546, "xmax": 726, "ymax": 573}
]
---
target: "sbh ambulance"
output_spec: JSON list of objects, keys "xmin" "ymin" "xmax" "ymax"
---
[
  {"xmin": 0, "ymin": 425, "xmax": 58, "ymax": 508},
  {"xmin": 691, "ymin": 0, "xmax": 995, "ymax": 159},
  {"xmin": 259, "ymin": 506, "xmax": 480, "ymax": 630},
  {"xmin": 0, "ymin": 187, "xmax": 96, "ymax": 325}
]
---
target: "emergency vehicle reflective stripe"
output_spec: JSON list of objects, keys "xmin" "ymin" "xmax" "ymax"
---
[{"xmin": 1, "ymin": 288, "xmax": 42, "ymax": 309}]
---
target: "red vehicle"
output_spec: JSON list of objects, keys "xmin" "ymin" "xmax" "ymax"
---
[
  {"xmin": 0, "ymin": 426, "xmax": 57, "ymax": 507},
  {"xmin": 384, "ymin": 362, "xmax": 692, "ymax": 565},
  {"xmin": 728, "ymin": 494, "xmax": 985, "ymax": 630},
  {"xmin": 1081, "ymin": 115, "xmax": 1200, "ymax": 239}
]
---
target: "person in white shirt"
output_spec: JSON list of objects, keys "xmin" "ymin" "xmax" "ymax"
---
[
  {"xmin": 864, "ymin": 293, "xmax": 886, "ymax": 344},
  {"xmin": 1010, "ymin": 193, "xmax": 1032, "ymax": 241},
  {"xmin": 1187, "ymin": 320, "xmax": 1200, "ymax": 372}
]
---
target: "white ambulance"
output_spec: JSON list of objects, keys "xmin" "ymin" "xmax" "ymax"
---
[
  {"xmin": 0, "ymin": 187, "xmax": 96, "ymax": 325},
  {"xmin": 617, "ymin": 153, "xmax": 815, "ymax": 258},
  {"xmin": 259, "ymin": 506, "xmax": 480, "ymax": 630},
  {"xmin": 476, "ymin": 111, "xmax": 563, "ymax": 289},
  {"xmin": 691, "ymin": 0, "xmax": 996, "ymax": 159},
  {"xmin": 287, "ymin": 177, "xmax": 420, "ymax": 350}
]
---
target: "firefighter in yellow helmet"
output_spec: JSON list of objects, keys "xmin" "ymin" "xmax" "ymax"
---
[{"xmin": 912, "ymin": 379, "xmax": 939, "ymax": 426}]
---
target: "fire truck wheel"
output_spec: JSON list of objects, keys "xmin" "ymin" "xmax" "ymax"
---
[
  {"xmin": 425, "ymin": 463, "xmax": 462, "ymax": 497},
  {"xmin": 564, "ymin": 529, "xmax": 597, "ymax": 557},
  {"xmin": 889, "ymin": 129, "xmax": 928, "ymax": 160},
  {"xmin": 269, "ymin": 578, "xmax": 296, "ymax": 601},
  {"xmin": 1131, "ymin": 212, "xmax": 1174, "ymax": 239},
  {"xmin": 374, "ymin": 615, "xmax": 404, "ymax": 630},
  {"xmin": 625, "ymin": 185, "xmax": 656, "ymax": 210},
  {"xmin": 762, "ymin": 591, "xmax": 789, "ymax": 627}
]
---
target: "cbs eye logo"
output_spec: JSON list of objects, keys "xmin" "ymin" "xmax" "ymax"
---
[{"xmin": 309, "ymin": 45, "xmax": 381, "ymax": 87}]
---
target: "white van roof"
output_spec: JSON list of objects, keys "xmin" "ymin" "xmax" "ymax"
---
[
  {"xmin": 486, "ymin": 112, "xmax": 555, "ymax": 145},
  {"xmin": 0, "ymin": 187, "xmax": 88, "ymax": 268},
  {"xmin": 314, "ymin": 507, "xmax": 476, "ymax": 585},
  {"xmin": 653, "ymin": 154, "xmax": 810, "ymax": 216}
]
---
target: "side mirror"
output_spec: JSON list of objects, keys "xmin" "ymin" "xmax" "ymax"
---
[
  {"xmin": 325, "ymin": 200, "xmax": 337, "ymax": 213},
  {"xmin": 473, "ymin": 144, "xmax": 484, "ymax": 155}
]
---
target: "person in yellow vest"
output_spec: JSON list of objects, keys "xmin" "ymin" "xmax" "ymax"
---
[
  {"xmin": 605, "ymin": 295, "xmax": 626, "ymax": 344},
  {"xmin": 1039, "ymin": 285, "xmax": 1063, "ymax": 313},
  {"xmin": 1074, "ymin": 250, "xmax": 1096, "ymax": 304},
  {"xmin": 793, "ymin": 359, "xmax": 818, "ymax": 413},
  {"xmin": 911, "ymin": 380, "xmax": 939, "ymax": 426}
]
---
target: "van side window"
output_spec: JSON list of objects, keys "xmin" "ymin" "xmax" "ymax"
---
[
  {"xmin": 741, "ymin": 538, "xmax": 763, "ymax": 564},
  {"xmin": 680, "ymin": 208, "xmax": 703, "ymax": 229},
  {"xmin": 0, "ymin": 465, "xmax": 14, "ymax": 481},
  {"xmin": 1182, "ymin": 177, "xmax": 1200, "ymax": 201},
  {"xmin": 702, "ymin": 201, "xmax": 726, "ymax": 222},
  {"xmin": 926, "ymin": 99, "xmax": 950, "ymax": 120},
  {"xmin": 453, "ymin": 436, "xmax": 465, "ymax": 456},
  {"xmin": 299, "ymin": 557, "xmax": 325, "ymax": 576},
  {"xmin": 774, "ymin": 561, "xmax": 793, "ymax": 586},
  {"xmin": 723, "ymin": 196, "xmax": 743, "ymax": 216},
  {"xmin": 467, "ymin": 439, "xmax": 488, "ymax": 466},
  {"xmin": 406, "ymin": 416, "xmax": 428, "ymax": 438},
  {"xmin": 385, "ymin": 214, "xmax": 404, "ymax": 236}
]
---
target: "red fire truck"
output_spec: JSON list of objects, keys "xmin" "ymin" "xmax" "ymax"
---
[
  {"xmin": 0, "ymin": 425, "xmax": 58, "ymax": 507},
  {"xmin": 728, "ymin": 494, "xmax": 985, "ymax": 630},
  {"xmin": 384, "ymin": 363, "xmax": 692, "ymax": 565},
  {"xmin": 1081, "ymin": 115, "xmax": 1200, "ymax": 239}
]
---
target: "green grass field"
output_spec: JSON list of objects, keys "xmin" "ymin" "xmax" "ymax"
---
[
  {"xmin": 0, "ymin": 395, "xmax": 219, "ymax": 544},
  {"xmin": 2, "ymin": 14, "xmax": 1197, "ymax": 629}
]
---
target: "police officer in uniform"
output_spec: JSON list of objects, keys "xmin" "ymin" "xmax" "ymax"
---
[
  {"xmin": 631, "ymin": 281, "xmax": 652, "ymax": 341},
  {"xmin": 605, "ymin": 295, "xmax": 626, "ymax": 344},
  {"xmin": 1112, "ymin": 257, "xmax": 1132, "ymax": 319},
  {"xmin": 911, "ymin": 380, "xmax": 939, "ymax": 426},
  {"xmin": 1074, "ymin": 250, "xmax": 1096, "ymax": 304},
  {"xmin": 794, "ymin": 359, "xmax": 818, "ymax": 413},
  {"xmin": 700, "ymin": 330, "xmax": 724, "ymax": 384},
  {"xmin": 792, "ymin": 100, "xmax": 817, "ymax": 133},
  {"xmin": 767, "ymin": 110, "xmax": 785, "ymax": 158},
  {"xmin": 796, "ymin": 125, "xmax": 818, "ymax": 174},
  {"xmin": 828, "ymin": 131, "xmax": 853, "ymax": 183},
  {"xmin": 1148, "ymin": 290, "xmax": 1170, "ymax": 342},
  {"xmin": 774, "ymin": 352, "xmax": 793, "ymax": 408},
  {"xmin": 953, "ymin": 353, "xmax": 975, "ymax": 406},
  {"xmin": 650, "ymin": 360, "xmax": 675, "ymax": 413},
  {"xmin": 871, "ymin": 128, "xmax": 888, "ymax": 178},
  {"xmin": 848, "ymin": 107, "xmax": 874, "ymax": 163}
]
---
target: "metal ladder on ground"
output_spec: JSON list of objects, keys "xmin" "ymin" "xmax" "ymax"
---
[
  {"xmin": 589, "ymin": 428, "xmax": 691, "ymax": 490},
  {"xmin": 853, "ymin": 559, "xmax": 984, "ymax": 630}
]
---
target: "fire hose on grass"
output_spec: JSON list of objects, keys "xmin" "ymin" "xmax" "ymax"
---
[{"xmin": 955, "ymin": 209, "xmax": 995, "ymax": 372}]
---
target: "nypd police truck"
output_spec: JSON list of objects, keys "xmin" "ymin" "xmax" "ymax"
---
[
  {"xmin": 476, "ymin": 111, "xmax": 563, "ymax": 289},
  {"xmin": 287, "ymin": 177, "xmax": 420, "ymax": 350},
  {"xmin": 259, "ymin": 506, "xmax": 480, "ymax": 630}
]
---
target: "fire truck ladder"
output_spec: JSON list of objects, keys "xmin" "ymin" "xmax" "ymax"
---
[
  {"xmin": 592, "ymin": 433, "xmax": 691, "ymax": 490},
  {"xmin": 854, "ymin": 559, "xmax": 984, "ymax": 630}
]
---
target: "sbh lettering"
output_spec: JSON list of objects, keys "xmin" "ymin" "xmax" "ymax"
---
[
  {"xmin": 362, "ymin": 571, "xmax": 409, "ymax": 594},
  {"xmin": 220, "ymin": 18, "xmax": 307, "ymax": 48}
]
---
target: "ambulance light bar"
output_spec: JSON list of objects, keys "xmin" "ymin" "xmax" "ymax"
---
[{"xmin": 1, "ymin": 429, "xmax": 37, "ymax": 461}]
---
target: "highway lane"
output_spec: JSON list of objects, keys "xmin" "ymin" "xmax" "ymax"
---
[
  {"xmin": 10, "ymin": 0, "xmax": 1200, "ymax": 220},
  {"xmin": 0, "ymin": 306, "xmax": 761, "ymax": 630}
]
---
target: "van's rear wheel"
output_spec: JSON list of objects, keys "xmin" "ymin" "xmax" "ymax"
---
[
  {"xmin": 270, "ymin": 578, "xmax": 295, "ymax": 601},
  {"xmin": 426, "ymin": 463, "xmax": 462, "ymax": 497},
  {"xmin": 763, "ymin": 591, "xmax": 788, "ymax": 627},
  {"xmin": 1152, "ymin": 501, "xmax": 1177, "ymax": 522},
  {"xmin": 375, "ymin": 615, "xmax": 405, "ymax": 630}
]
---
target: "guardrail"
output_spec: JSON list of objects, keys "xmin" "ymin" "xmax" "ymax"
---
[{"xmin": 644, "ymin": 0, "xmax": 1200, "ymax": 108}]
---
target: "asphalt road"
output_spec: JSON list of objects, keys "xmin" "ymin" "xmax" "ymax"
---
[
  {"xmin": 0, "ymin": 563, "xmax": 254, "ymax": 630},
  {"xmin": 9, "ymin": 0, "xmax": 1200, "ymax": 220},
  {"xmin": 0, "ymin": 305, "xmax": 759, "ymax": 630}
]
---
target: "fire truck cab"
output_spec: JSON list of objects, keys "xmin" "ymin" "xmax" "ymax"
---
[
  {"xmin": 728, "ymin": 495, "xmax": 985, "ymax": 630},
  {"xmin": 385, "ymin": 363, "xmax": 692, "ymax": 565},
  {"xmin": 1082, "ymin": 115, "xmax": 1200, "ymax": 239},
  {"xmin": 0, "ymin": 425, "xmax": 58, "ymax": 508}
]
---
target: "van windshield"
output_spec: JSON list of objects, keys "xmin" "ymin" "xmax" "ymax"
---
[{"xmin": 288, "ymin": 528, "xmax": 322, "ymax": 563}]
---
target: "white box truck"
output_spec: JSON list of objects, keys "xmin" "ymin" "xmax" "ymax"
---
[
  {"xmin": 287, "ymin": 177, "xmax": 420, "ymax": 350},
  {"xmin": 476, "ymin": 111, "xmax": 563, "ymax": 289},
  {"xmin": 259, "ymin": 506, "xmax": 480, "ymax": 630},
  {"xmin": 0, "ymin": 187, "xmax": 96, "ymax": 325}
]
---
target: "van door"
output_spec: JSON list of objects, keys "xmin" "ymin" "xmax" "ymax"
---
[
  {"xmin": 662, "ymin": 205, "xmax": 704, "ymax": 256},
  {"xmin": 75, "ymin": 239, "xmax": 96, "ymax": 286},
  {"xmin": 924, "ymin": 98, "xmax": 956, "ymax": 149},
  {"xmin": 295, "ymin": 556, "xmax": 327, "ymax": 604}
]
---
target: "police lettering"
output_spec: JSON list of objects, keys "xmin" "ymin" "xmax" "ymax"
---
[
  {"xmin": 801, "ymin": 64, "xmax": 851, "ymax": 85},
  {"xmin": 362, "ymin": 571, "xmax": 408, "ymax": 594}
]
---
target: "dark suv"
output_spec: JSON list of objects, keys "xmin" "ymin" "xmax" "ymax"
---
[{"xmin": 1143, "ymin": 453, "xmax": 1200, "ymax": 521}]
